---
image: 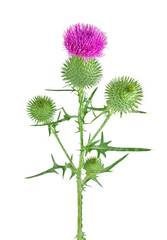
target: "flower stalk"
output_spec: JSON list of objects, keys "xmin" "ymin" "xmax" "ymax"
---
[
  {"xmin": 51, "ymin": 126, "xmax": 76, "ymax": 170},
  {"xmin": 87, "ymin": 110, "xmax": 112, "ymax": 146},
  {"xmin": 76, "ymin": 89, "xmax": 85, "ymax": 240}
]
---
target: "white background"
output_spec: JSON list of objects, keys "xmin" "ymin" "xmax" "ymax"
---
[{"xmin": 0, "ymin": 0, "xmax": 167, "ymax": 239}]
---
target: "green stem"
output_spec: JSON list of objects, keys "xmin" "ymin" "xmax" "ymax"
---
[
  {"xmin": 88, "ymin": 111, "xmax": 112, "ymax": 146},
  {"xmin": 77, "ymin": 89, "xmax": 85, "ymax": 240},
  {"xmin": 51, "ymin": 126, "xmax": 76, "ymax": 170}
]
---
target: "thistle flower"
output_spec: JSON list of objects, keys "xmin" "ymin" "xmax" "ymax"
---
[
  {"xmin": 62, "ymin": 56, "xmax": 102, "ymax": 89},
  {"xmin": 64, "ymin": 23, "xmax": 107, "ymax": 59},
  {"xmin": 105, "ymin": 76, "xmax": 143, "ymax": 115},
  {"xmin": 27, "ymin": 96, "xmax": 56, "ymax": 123},
  {"xmin": 84, "ymin": 157, "xmax": 104, "ymax": 176}
]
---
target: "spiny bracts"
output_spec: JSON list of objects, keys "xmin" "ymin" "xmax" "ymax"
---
[
  {"xmin": 62, "ymin": 56, "xmax": 102, "ymax": 89},
  {"xmin": 84, "ymin": 157, "xmax": 104, "ymax": 176},
  {"xmin": 105, "ymin": 76, "xmax": 143, "ymax": 116},
  {"xmin": 27, "ymin": 96, "xmax": 56, "ymax": 123}
]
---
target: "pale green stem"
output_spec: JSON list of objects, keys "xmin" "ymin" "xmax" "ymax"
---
[
  {"xmin": 51, "ymin": 126, "xmax": 76, "ymax": 170},
  {"xmin": 77, "ymin": 89, "xmax": 85, "ymax": 240}
]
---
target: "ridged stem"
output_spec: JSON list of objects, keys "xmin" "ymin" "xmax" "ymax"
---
[{"xmin": 77, "ymin": 89, "xmax": 85, "ymax": 240}]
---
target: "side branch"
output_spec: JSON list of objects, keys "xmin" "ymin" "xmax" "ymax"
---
[
  {"xmin": 51, "ymin": 126, "xmax": 76, "ymax": 170},
  {"xmin": 87, "ymin": 111, "xmax": 112, "ymax": 146}
]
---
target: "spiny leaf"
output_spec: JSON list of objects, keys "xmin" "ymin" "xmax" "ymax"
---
[
  {"xmin": 86, "ymin": 132, "xmax": 151, "ymax": 155},
  {"xmin": 90, "ymin": 132, "xmax": 112, "ymax": 157},
  {"xmin": 51, "ymin": 154, "xmax": 67, "ymax": 177},
  {"xmin": 25, "ymin": 167, "xmax": 58, "ymax": 179},
  {"xmin": 91, "ymin": 176, "xmax": 103, "ymax": 187},
  {"xmin": 48, "ymin": 125, "xmax": 52, "ymax": 136},
  {"xmin": 45, "ymin": 88, "xmax": 76, "ymax": 92},
  {"xmin": 57, "ymin": 111, "xmax": 61, "ymax": 121},
  {"xmin": 25, "ymin": 154, "xmax": 66, "ymax": 179},
  {"xmin": 101, "ymin": 154, "xmax": 129, "ymax": 173},
  {"xmin": 85, "ymin": 139, "xmax": 100, "ymax": 155},
  {"xmin": 82, "ymin": 175, "xmax": 103, "ymax": 188},
  {"xmin": 83, "ymin": 87, "xmax": 98, "ymax": 116},
  {"xmin": 131, "ymin": 110, "xmax": 147, "ymax": 114},
  {"xmin": 70, "ymin": 171, "xmax": 76, "ymax": 179},
  {"xmin": 65, "ymin": 162, "xmax": 76, "ymax": 179},
  {"xmin": 62, "ymin": 108, "xmax": 71, "ymax": 120},
  {"xmin": 90, "ymin": 146, "xmax": 151, "ymax": 152}
]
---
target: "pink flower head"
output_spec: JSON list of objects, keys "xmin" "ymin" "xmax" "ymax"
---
[{"xmin": 64, "ymin": 23, "xmax": 107, "ymax": 59}]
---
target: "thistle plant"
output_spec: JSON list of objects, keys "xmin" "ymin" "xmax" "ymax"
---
[{"xmin": 26, "ymin": 23, "xmax": 150, "ymax": 240}]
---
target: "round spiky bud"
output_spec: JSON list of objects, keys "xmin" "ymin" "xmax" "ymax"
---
[
  {"xmin": 27, "ymin": 96, "xmax": 56, "ymax": 123},
  {"xmin": 84, "ymin": 157, "xmax": 104, "ymax": 176},
  {"xmin": 105, "ymin": 76, "xmax": 143, "ymax": 115},
  {"xmin": 61, "ymin": 56, "xmax": 102, "ymax": 89}
]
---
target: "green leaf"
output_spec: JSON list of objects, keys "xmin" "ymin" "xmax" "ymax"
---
[
  {"xmin": 51, "ymin": 154, "xmax": 67, "ymax": 178},
  {"xmin": 65, "ymin": 162, "xmax": 76, "ymax": 179},
  {"xmin": 48, "ymin": 125, "xmax": 52, "ymax": 136},
  {"xmin": 85, "ymin": 139, "xmax": 100, "ymax": 155},
  {"xmin": 25, "ymin": 167, "xmax": 58, "ymax": 179},
  {"xmin": 131, "ymin": 110, "xmax": 147, "ymax": 114},
  {"xmin": 61, "ymin": 108, "xmax": 77, "ymax": 121},
  {"xmin": 45, "ymin": 89, "xmax": 76, "ymax": 92},
  {"xmin": 85, "ymin": 132, "xmax": 111, "ymax": 157},
  {"xmin": 83, "ymin": 87, "xmax": 98, "ymax": 116},
  {"xmin": 86, "ymin": 133, "xmax": 151, "ymax": 155},
  {"xmin": 82, "ymin": 175, "xmax": 103, "ymax": 188},
  {"xmin": 83, "ymin": 175, "xmax": 103, "ymax": 188},
  {"xmin": 25, "ymin": 154, "xmax": 67, "ymax": 179},
  {"xmin": 101, "ymin": 154, "xmax": 129, "ymax": 173},
  {"xmin": 25, "ymin": 168, "xmax": 58, "ymax": 179},
  {"xmin": 97, "ymin": 132, "xmax": 112, "ymax": 157},
  {"xmin": 90, "ymin": 146, "xmax": 151, "ymax": 152},
  {"xmin": 56, "ymin": 111, "xmax": 61, "ymax": 121},
  {"xmin": 91, "ymin": 176, "xmax": 103, "ymax": 187}
]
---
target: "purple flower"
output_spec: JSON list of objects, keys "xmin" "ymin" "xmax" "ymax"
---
[{"xmin": 64, "ymin": 23, "xmax": 107, "ymax": 59}]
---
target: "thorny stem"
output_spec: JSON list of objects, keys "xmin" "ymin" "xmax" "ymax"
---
[
  {"xmin": 51, "ymin": 126, "xmax": 76, "ymax": 170},
  {"xmin": 77, "ymin": 89, "xmax": 85, "ymax": 240}
]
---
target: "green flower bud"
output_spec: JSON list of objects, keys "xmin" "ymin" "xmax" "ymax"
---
[
  {"xmin": 27, "ymin": 96, "xmax": 56, "ymax": 123},
  {"xmin": 61, "ymin": 56, "xmax": 102, "ymax": 89},
  {"xmin": 84, "ymin": 157, "xmax": 104, "ymax": 176},
  {"xmin": 105, "ymin": 76, "xmax": 143, "ymax": 115}
]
